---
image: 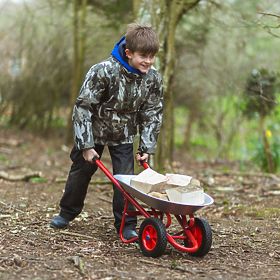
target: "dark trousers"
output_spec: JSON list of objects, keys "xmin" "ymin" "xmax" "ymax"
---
[{"xmin": 59, "ymin": 143, "xmax": 137, "ymax": 232}]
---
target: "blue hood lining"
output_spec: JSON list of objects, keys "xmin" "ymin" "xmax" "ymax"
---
[{"xmin": 111, "ymin": 36, "xmax": 142, "ymax": 75}]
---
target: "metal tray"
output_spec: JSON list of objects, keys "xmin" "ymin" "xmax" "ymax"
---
[{"xmin": 114, "ymin": 175, "xmax": 214, "ymax": 215}]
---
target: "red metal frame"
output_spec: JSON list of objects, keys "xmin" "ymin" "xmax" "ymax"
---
[{"xmin": 95, "ymin": 159, "xmax": 200, "ymax": 253}]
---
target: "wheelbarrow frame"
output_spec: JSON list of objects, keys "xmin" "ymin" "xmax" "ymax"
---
[{"xmin": 95, "ymin": 159, "xmax": 212, "ymax": 255}]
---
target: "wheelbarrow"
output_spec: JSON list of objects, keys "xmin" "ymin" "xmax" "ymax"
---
[{"xmin": 95, "ymin": 159, "xmax": 214, "ymax": 258}]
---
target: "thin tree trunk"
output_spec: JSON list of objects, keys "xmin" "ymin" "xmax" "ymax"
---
[
  {"xmin": 183, "ymin": 111, "xmax": 195, "ymax": 150},
  {"xmin": 79, "ymin": 0, "xmax": 87, "ymax": 83},
  {"xmin": 66, "ymin": 0, "xmax": 88, "ymax": 143}
]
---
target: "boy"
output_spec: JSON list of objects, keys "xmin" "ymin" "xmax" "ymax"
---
[{"xmin": 50, "ymin": 23, "xmax": 163, "ymax": 240}]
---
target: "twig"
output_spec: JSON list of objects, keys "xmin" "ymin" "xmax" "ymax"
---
[
  {"xmin": 0, "ymin": 214, "xmax": 12, "ymax": 219},
  {"xmin": 258, "ymin": 12, "xmax": 280, "ymax": 19},
  {"xmin": 68, "ymin": 256, "xmax": 85, "ymax": 275},
  {"xmin": 0, "ymin": 200, "xmax": 25, "ymax": 213},
  {"xmin": 140, "ymin": 259, "xmax": 194, "ymax": 274},
  {"xmin": 95, "ymin": 215, "xmax": 114, "ymax": 220},
  {"xmin": 59, "ymin": 230, "xmax": 93, "ymax": 239},
  {"xmin": 98, "ymin": 196, "xmax": 111, "ymax": 204}
]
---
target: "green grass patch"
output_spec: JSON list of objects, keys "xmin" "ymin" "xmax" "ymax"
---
[
  {"xmin": 30, "ymin": 177, "xmax": 48, "ymax": 183},
  {"xmin": 0, "ymin": 154, "xmax": 7, "ymax": 162},
  {"xmin": 231, "ymin": 205, "xmax": 280, "ymax": 218},
  {"xmin": 245, "ymin": 207, "xmax": 280, "ymax": 218}
]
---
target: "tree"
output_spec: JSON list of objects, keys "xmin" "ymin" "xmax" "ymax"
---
[
  {"xmin": 134, "ymin": 0, "xmax": 200, "ymax": 170},
  {"xmin": 243, "ymin": 68, "xmax": 278, "ymax": 172},
  {"xmin": 66, "ymin": 0, "xmax": 88, "ymax": 142},
  {"xmin": 65, "ymin": 0, "xmax": 134, "ymax": 142},
  {"xmin": 1, "ymin": 0, "xmax": 72, "ymax": 132}
]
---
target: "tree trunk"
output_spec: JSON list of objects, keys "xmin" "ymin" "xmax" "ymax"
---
[
  {"xmin": 135, "ymin": 0, "xmax": 200, "ymax": 170},
  {"xmin": 66, "ymin": 0, "xmax": 88, "ymax": 143},
  {"xmin": 183, "ymin": 111, "xmax": 196, "ymax": 150}
]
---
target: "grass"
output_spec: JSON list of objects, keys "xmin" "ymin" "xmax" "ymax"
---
[
  {"xmin": 222, "ymin": 204, "xmax": 280, "ymax": 219},
  {"xmin": 0, "ymin": 154, "xmax": 7, "ymax": 162}
]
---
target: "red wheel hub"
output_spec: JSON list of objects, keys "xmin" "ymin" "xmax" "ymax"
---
[
  {"xmin": 190, "ymin": 224, "xmax": 203, "ymax": 247},
  {"xmin": 142, "ymin": 225, "xmax": 158, "ymax": 251}
]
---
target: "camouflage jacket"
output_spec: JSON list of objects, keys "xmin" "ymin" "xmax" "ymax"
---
[{"xmin": 72, "ymin": 37, "xmax": 163, "ymax": 154}]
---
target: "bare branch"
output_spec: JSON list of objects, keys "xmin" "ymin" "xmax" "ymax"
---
[
  {"xmin": 258, "ymin": 12, "xmax": 280, "ymax": 38},
  {"xmin": 258, "ymin": 12, "xmax": 280, "ymax": 19},
  {"xmin": 263, "ymin": 26, "xmax": 280, "ymax": 39}
]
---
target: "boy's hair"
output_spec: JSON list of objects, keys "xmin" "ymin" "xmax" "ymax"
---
[{"xmin": 125, "ymin": 23, "xmax": 159, "ymax": 55}]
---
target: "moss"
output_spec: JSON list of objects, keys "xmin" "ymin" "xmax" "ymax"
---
[
  {"xmin": 246, "ymin": 207, "xmax": 280, "ymax": 218},
  {"xmin": 220, "ymin": 204, "xmax": 280, "ymax": 219},
  {"xmin": 234, "ymin": 205, "xmax": 280, "ymax": 218}
]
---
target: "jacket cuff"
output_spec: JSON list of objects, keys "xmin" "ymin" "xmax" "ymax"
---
[
  {"xmin": 138, "ymin": 147, "xmax": 155, "ymax": 155},
  {"xmin": 74, "ymin": 137, "xmax": 95, "ymax": 150}
]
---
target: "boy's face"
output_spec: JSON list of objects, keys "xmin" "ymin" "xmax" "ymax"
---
[{"xmin": 125, "ymin": 49, "xmax": 155, "ymax": 74}]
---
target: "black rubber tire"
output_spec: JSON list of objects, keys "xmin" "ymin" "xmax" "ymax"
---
[
  {"xmin": 139, "ymin": 217, "xmax": 167, "ymax": 258},
  {"xmin": 185, "ymin": 217, "xmax": 212, "ymax": 257}
]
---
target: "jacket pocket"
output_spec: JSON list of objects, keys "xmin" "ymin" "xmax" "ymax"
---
[{"xmin": 92, "ymin": 115, "xmax": 137, "ymax": 141}]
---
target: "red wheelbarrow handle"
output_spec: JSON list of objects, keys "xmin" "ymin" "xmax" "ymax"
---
[
  {"xmin": 141, "ymin": 161, "xmax": 149, "ymax": 169},
  {"xmin": 93, "ymin": 158, "xmax": 150, "ymax": 219}
]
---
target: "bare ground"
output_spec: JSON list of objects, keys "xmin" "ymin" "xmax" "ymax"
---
[{"xmin": 0, "ymin": 128, "xmax": 280, "ymax": 280}]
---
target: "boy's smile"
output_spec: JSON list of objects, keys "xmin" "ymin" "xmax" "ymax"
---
[{"xmin": 125, "ymin": 49, "xmax": 155, "ymax": 74}]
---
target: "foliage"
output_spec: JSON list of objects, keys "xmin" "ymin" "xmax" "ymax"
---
[
  {"xmin": 0, "ymin": 0, "xmax": 131, "ymax": 133},
  {"xmin": 172, "ymin": 0, "xmax": 280, "ymax": 169},
  {"xmin": 1, "ymin": 0, "xmax": 280, "ymax": 171},
  {"xmin": 88, "ymin": 0, "xmax": 133, "ymax": 29},
  {"xmin": 0, "ymin": 1, "xmax": 72, "ymax": 131},
  {"xmin": 243, "ymin": 68, "xmax": 277, "ymax": 118},
  {"xmin": 30, "ymin": 177, "xmax": 48, "ymax": 183},
  {"xmin": 241, "ymin": 68, "xmax": 279, "ymax": 172},
  {"xmin": 252, "ymin": 135, "xmax": 280, "ymax": 173}
]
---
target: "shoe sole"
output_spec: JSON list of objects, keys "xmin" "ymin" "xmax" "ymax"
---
[{"xmin": 50, "ymin": 223, "xmax": 68, "ymax": 229}]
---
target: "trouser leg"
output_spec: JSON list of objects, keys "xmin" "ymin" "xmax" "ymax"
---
[
  {"xmin": 108, "ymin": 143, "xmax": 136, "ymax": 232},
  {"xmin": 59, "ymin": 145, "xmax": 105, "ymax": 221}
]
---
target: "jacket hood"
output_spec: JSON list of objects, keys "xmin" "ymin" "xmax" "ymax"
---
[{"xmin": 111, "ymin": 36, "xmax": 142, "ymax": 75}]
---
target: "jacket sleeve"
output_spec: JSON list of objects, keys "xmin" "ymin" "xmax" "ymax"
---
[
  {"xmin": 72, "ymin": 65, "xmax": 107, "ymax": 150},
  {"xmin": 138, "ymin": 73, "xmax": 164, "ymax": 154}
]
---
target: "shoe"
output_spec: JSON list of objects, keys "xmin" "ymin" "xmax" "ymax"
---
[
  {"xmin": 50, "ymin": 215, "xmax": 69, "ymax": 229},
  {"xmin": 123, "ymin": 228, "xmax": 138, "ymax": 240}
]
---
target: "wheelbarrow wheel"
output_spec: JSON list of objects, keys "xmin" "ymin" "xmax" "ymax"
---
[
  {"xmin": 185, "ymin": 217, "xmax": 212, "ymax": 257},
  {"xmin": 139, "ymin": 217, "xmax": 167, "ymax": 258}
]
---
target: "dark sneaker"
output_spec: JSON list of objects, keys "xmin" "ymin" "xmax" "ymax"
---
[
  {"xmin": 123, "ymin": 228, "xmax": 138, "ymax": 240},
  {"xmin": 50, "ymin": 215, "xmax": 69, "ymax": 229}
]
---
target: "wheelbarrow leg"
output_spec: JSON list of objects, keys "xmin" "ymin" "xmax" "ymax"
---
[{"xmin": 119, "ymin": 198, "xmax": 138, "ymax": 243}]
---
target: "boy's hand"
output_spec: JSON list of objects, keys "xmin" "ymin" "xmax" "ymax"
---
[
  {"xmin": 135, "ymin": 152, "xmax": 149, "ymax": 166},
  {"xmin": 82, "ymin": 148, "xmax": 99, "ymax": 163}
]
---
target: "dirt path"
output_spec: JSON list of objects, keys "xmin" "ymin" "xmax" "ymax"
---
[{"xmin": 0, "ymin": 129, "xmax": 280, "ymax": 279}]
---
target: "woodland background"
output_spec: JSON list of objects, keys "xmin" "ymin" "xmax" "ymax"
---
[
  {"xmin": 0, "ymin": 0, "xmax": 280, "ymax": 173},
  {"xmin": 1, "ymin": 1, "xmax": 280, "ymax": 280}
]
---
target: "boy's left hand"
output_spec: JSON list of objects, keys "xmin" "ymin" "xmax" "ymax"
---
[{"xmin": 135, "ymin": 152, "xmax": 149, "ymax": 165}]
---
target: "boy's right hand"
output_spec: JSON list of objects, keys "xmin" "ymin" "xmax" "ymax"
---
[
  {"xmin": 135, "ymin": 152, "xmax": 149, "ymax": 166},
  {"xmin": 82, "ymin": 148, "xmax": 99, "ymax": 163}
]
